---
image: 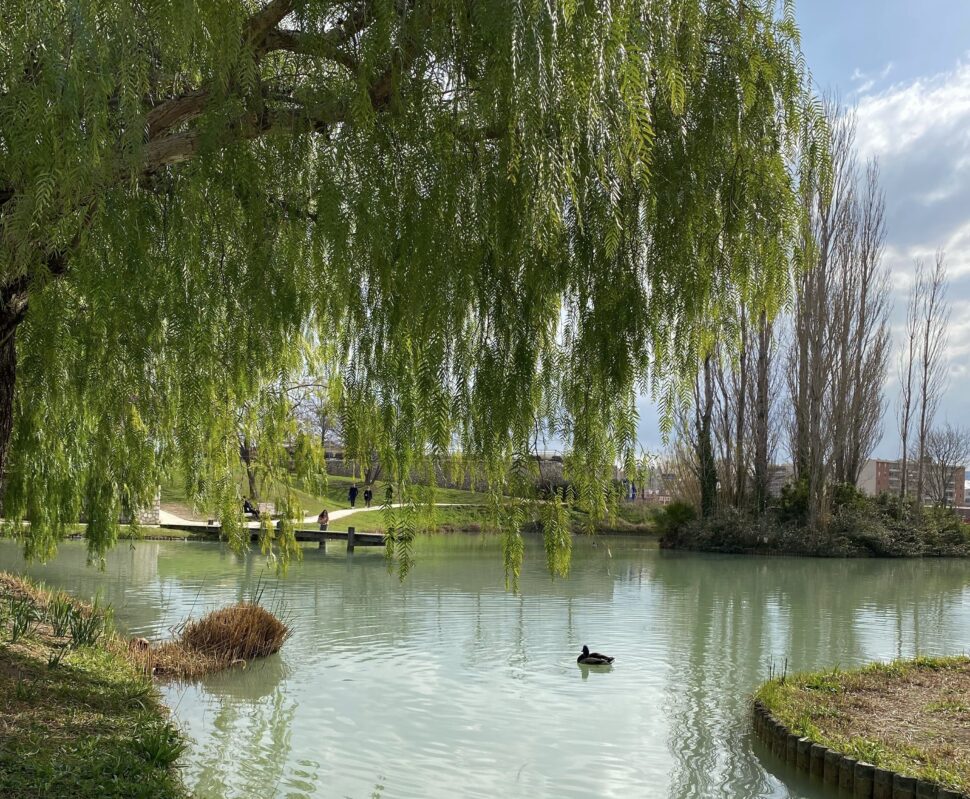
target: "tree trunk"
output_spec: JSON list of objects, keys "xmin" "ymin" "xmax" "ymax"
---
[
  {"xmin": 698, "ymin": 355, "xmax": 718, "ymax": 518},
  {"xmin": 0, "ymin": 315, "xmax": 18, "ymax": 501},
  {"xmin": 733, "ymin": 311, "xmax": 748, "ymax": 509},
  {"xmin": 239, "ymin": 437, "xmax": 259, "ymax": 500},
  {"xmin": 752, "ymin": 311, "xmax": 771, "ymax": 514},
  {"xmin": 364, "ymin": 454, "xmax": 382, "ymax": 486}
]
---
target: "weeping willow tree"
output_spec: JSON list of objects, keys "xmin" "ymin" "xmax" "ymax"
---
[{"xmin": 0, "ymin": 0, "xmax": 817, "ymax": 578}]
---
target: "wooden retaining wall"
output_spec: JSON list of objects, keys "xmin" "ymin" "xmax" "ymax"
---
[{"xmin": 752, "ymin": 700, "xmax": 967, "ymax": 799}]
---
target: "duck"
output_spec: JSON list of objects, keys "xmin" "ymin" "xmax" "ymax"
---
[{"xmin": 577, "ymin": 644, "xmax": 614, "ymax": 665}]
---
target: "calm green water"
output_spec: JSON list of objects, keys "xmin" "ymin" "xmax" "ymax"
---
[{"xmin": 1, "ymin": 535, "xmax": 968, "ymax": 799}]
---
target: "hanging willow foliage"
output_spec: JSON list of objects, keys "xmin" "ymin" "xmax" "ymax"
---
[{"xmin": 0, "ymin": 0, "xmax": 821, "ymax": 576}]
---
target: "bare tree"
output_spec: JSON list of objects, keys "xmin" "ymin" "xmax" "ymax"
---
[
  {"xmin": 897, "ymin": 267, "xmax": 920, "ymax": 501},
  {"xmin": 787, "ymin": 107, "xmax": 891, "ymax": 525},
  {"xmin": 236, "ymin": 376, "xmax": 332, "ymax": 501},
  {"xmin": 787, "ymin": 107, "xmax": 850, "ymax": 526},
  {"xmin": 710, "ymin": 304, "xmax": 783, "ymax": 513},
  {"xmin": 290, "ymin": 384, "xmax": 342, "ymax": 449},
  {"xmin": 712, "ymin": 316, "xmax": 748, "ymax": 511},
  {"xmin": 923, "ymin": 424, "xmax": 970, "ymax": 507},
  {"xmin": 696, "ymin": 353, "xmax": 718, "ymax": 517},
  {"xmin": 829, "ymin": 160, "xmax": 891, "ymax": 485},
  {"xmin": 915, "ymin": 251, "xmax": 950, "ymax": 505},
  {"xmin": 750, "ymin": 310, "xmax": 782, "ymax": 512}
]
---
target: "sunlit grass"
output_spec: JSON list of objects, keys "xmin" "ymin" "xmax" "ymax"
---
[
  {"xmin": 0, "ymin": 573, "xmax": 187, "ymax": 799},
  {"xmin": 756, "ymin": 655, "xmax": 970, "ymax": 794}
]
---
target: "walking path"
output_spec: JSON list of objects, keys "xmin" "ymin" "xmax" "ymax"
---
[{"xmin": 157, "ymin": 503, "xmax": 472, "ymax": 528}]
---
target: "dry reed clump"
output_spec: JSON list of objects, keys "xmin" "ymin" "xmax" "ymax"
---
[{"xmin": 133, "ymin": 602, "xmax": 290, "ymax": 680}]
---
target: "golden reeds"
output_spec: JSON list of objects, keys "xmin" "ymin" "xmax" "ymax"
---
[{"xmin": 132, "ymin": 602, "xmax": 291, "ymax": 680}]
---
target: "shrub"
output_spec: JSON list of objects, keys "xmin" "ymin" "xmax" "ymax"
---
[
  {"xmin": 775, "ymin": 478, "xmax": 809, "ymax": 525},
  {"xmin": 653, "ymin": 501, "xmax": 697, "ymax": 537},
  {"xmin": 831, "ymin": 482, "xmax": 868, "ymax": 512},
  {"xmin": 921, "ymin": 506, "xmax": 969, "ymax": 549}
]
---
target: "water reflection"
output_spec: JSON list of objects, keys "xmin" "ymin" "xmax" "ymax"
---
[{"xmin": 0, "ymin": 538, "xmax": 967, "ymax": 799}]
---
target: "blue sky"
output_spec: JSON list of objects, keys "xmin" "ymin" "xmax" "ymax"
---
[{"xmin": 636, "ymin": 1, "xmax": 970, "ymax": 460}]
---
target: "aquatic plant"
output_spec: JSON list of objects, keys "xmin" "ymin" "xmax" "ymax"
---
[
  {"xmin": 179, "ymin": 602, "xmax": 290, "ymax": 661},
  {"xmin": 133, "ymin": 602, "xmax": 291, "ymax": 680}
]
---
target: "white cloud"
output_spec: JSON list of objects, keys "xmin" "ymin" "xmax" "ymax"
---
[
  {"xmin": 851, "ymin": 61, "xmax": 970, "ymax": 451},
  {"xmin": 854, "ymin": 61, "xmax": 970, "ymax": 159},
  {"xmin": 848, "ymin": 61, "xmax": 894, "ymax": 97}
]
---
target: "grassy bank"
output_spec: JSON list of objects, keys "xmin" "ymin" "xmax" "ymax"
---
[
  {"xmin": 161, "ymin": 471, "xmax": 490, "ymax": 520},
  {"xmin": 0, "ymin": 574, "xmax": 186, "ymax": 799},
  {"xmin": 160, "ymin": 468, "xmax": 661, "ymax": 538},
  {"xmin": 756, "ymin": 656, "xmax": 970, "ymax": 794}
]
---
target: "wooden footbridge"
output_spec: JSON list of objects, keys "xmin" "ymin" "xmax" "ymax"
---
[{"xmin": 158, "ymin": 523, "xmax": 385, "ymax": 552}]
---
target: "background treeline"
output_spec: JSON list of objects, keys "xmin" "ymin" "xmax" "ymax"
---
[{"xmin": 658, "ymin": 104, "xmax": 970, "ymax": 557}]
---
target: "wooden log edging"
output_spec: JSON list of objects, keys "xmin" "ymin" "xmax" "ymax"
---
[{"xmin": 752, "ymin": 700, "xmax": 968, "ymax": 799}]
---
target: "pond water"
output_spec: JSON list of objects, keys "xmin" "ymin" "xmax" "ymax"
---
[{"xmin": 1, "ymin": 535, "xmax": 968, "ymax": 799}]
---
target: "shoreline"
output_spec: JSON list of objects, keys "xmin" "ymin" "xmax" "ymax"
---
[
  {"xmin": 0, "ymin": 573, "xmax": 188, "ymax": 799},
  {"xmin": 754, "ymin": 656, "xmax": 970, "ymax": 798}
]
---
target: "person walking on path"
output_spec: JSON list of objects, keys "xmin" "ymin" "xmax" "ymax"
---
[
  {"xmin": 348, "ymin": 484, "xmax": 358, "ymax": 507},
  {"xmin": 363, "ymin": 486, "xmax": 373, "ymax": 508},
  {"xmin": 317, "ymin": 509, "xmax": 329, "ymax": 531}
]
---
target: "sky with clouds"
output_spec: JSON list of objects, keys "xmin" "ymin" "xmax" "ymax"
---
[{"xmin": 635, "ymin": 0, "xmax": 970, "ymax": 461}]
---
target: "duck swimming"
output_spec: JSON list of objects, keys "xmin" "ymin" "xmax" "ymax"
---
[{"xmin": 577, "ymin": 645, "xmax": 614, "ymax": 665}]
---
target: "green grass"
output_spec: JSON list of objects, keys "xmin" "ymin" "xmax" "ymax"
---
[
  {"xmin": 161, "ymin": 469, "xmax": 490, "ymax": 518},
  {"xmin": 160, "ymin": 468, "xmax": 656, "ymax": 538},
  {"xmin": 0, "ymin": 574, "xmax": 187, "ymax": 799},
  {"xmin": 755, "ymin": 656, "xmax": 970, "ymax": 794},
  {"xmin": 324, "ymin": 504, "xmax": 491, "ymax": 533}
]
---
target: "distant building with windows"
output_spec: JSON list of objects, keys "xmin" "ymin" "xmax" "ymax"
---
[{"xmin": 857, "ymin": 459, "xmax": 966, "ymax": 506}]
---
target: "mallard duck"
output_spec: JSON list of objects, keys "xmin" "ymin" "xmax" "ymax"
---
[{"xmin": 577, "ymin": 644, "xmax": 614, "ymax": 665}]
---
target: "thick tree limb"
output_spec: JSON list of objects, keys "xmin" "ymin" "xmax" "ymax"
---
[
  {"xmin": 144, "ymin": 102, "xmax": 345, "ymax": 172},
  {"xmin": 145, "ymin": 88, "xmax": 211, "ymax": 139},
  {"xmin": 245, "ymin": 0, "xmax": 297, "ymax": 46},
  {"xmin": 262, "ymin": 2, "xmax": 373, "ymax": 66},
  {"xmin": 263, "ymin": 28, "xmax": 359, "ymax": 71}
]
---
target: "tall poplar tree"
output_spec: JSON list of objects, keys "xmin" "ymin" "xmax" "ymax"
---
[{"xmin": 1, "ymin": 0, "xmax": 814, "ymax": 572}]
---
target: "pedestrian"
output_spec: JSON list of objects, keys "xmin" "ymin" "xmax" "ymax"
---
[
  {"xmin": 385, "ymin": 483, "xmax": 394, "ymax": 503},
  {"xmin": 363, "ymin": 486, "xmax": 373, "ymax": 508},
  {"xmin": 348, "ymin": 483, "xmax": 358, "ymax": 507},
  {"xmin": 317, "ymin": 508, "xmax": 329, "ymax": 531},
  {"xmin": 243, "ymin": 498, "xmax": 259, "ymax": 519}
]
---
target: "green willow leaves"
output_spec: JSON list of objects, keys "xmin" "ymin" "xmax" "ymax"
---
[{"xmin": 0, "ymin": 0, "xmax": 819, "ymax": 576}]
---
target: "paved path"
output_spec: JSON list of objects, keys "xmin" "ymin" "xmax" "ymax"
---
[{"xmin": 157, "ymin": 503, "xmax": 472, "ymax": 528}]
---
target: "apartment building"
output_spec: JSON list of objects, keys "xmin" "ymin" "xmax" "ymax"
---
[{"xmin": 858, "ymin": 458, "xmax": 966, "ymax": 506}]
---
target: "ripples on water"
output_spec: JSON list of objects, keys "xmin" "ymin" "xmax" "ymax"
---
[{"xmin": 1, "ymin": 535, "xmax": 968, "ymax": 799}]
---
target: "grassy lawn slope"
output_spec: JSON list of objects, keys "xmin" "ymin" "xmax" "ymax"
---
[{"xmin": 0, "ymin": 574, "xmax": 186, "ymax": 799}]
